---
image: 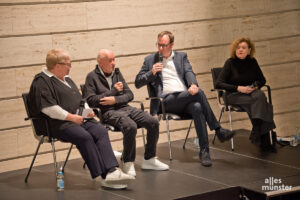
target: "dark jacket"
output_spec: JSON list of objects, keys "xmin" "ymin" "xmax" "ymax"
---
[
  {"xmin": 84, "ymin": 65, "xmax": 134, "ymax": 114},
  {"xmin": 135, "ymin": 51, "xmax": 198, "ymax": 115}
]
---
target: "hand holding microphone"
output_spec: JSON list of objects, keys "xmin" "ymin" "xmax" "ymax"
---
[
  {"xmin": 152, "ymin": 54, "xmax": 164, "ymax": 75},
  {"xmin": 114, "ymin": 68, "xmax": 124, "ymax": 94},
  {"xmin": 114, "ymin": 82, "xmax": 123, "ymax": 92}
]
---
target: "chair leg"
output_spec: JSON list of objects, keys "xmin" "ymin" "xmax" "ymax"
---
[
  {"xmin": 212, "ymin": 107, "xmax": 224, "ymax": 145},
  {"xmin": 183, "ymin": 120, "xmax": 193, "ymax": 149},
  {"xmin": 269, "ymin": 130, "xmax": 273, "ymax": 145},
  {"xmin": 62, "ymin": 144, "xmax": 73, "ymax": 173},
  {"xmin": 51, "ymin": 139, "xmax": 59, "ymax": 176},
  {"xmin": 25, "ymin": 136, "xmax": 44, "ymax": 183},
  {"xmin": 141, "ymin": 128, "xmax": 146, "ymax": 150},
  {"xmin": 228, "ymin": 107, "xmax": 234, "ymax": 151},
  {"xmin": 166, "ymin": 116, "xmax": 172, "ymax": 161}
]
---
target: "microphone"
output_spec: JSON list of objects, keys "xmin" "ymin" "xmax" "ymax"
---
[
  {"xmin": 114, "ymin": 68, "xmax": 123, "ymax": 94},
  {"xmin": 114, "ymin": 68, "xmax": 120, "ymax": 82},
  {"xmin": 157, "ymin": 54, "xmax": 163, "ymax": 76},
  {"xmin": 159, "ymin": 54, "xmax": 163, "ymax": 63},
  {"xmin": 78, "ymin": 100, "xmax": 85, "ymax": 116}
]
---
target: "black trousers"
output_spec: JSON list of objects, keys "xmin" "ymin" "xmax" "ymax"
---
[
  {"xmin": 226, "ymin": 90, "xmax": 276, "ymax": 135},
  {"xmin": 52, "ymin": 121, "xmax": 118, "ymax": 179},
  {"xmin": 163, "ymin": 89, "xmax": 220, "ymax": 150},
  {"xmin": 103, "ymin": 106, "xmax": 159, "ymax": 162}
]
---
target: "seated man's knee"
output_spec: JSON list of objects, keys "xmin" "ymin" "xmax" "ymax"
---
[
  {"xmin": 122, "ymin": 121, "xmax": 138, "ymax": 136},
  {"xmin": 146, "ymin": 116, "xmax": 159, "ymax": 129},
  {"xmin": 193, "ymin": 102, "xmax": 203, "ymax": 112}
]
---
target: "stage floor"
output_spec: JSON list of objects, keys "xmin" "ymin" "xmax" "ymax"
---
[{"xmin": 0, "ymin": 129, "xmax": 299, "ymax": 200}]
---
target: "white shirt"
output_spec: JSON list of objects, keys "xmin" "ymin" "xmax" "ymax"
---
[{"xmin": 162, "ymin": 51, "xmax": 187, "ymax": 95}]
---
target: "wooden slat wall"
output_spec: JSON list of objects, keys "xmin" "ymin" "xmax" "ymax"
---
[{"xmin": 0, "ymin": 0, "xmax": 299, "ymax": 163}]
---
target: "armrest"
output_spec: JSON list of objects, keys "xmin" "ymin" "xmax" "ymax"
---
[
  {"xmin": 261, "ymin": 85, "xmax": 272, "ymax": 104},
  {"xmin": 24, "ymin": 116, "xmax": 43, "ymax": 121},
  {"xmin": 130, "ymin": 100, "xmax": 145, "ymax": 111},
  {"xmin": 211, "ymin": 88, "xmax": 226, "ymax": 92},
  {"xmin": 211, "ymin": 88, "xmax": 228, "ymax": 108},
  {"xmin": 89, "ymin": 107, "xmax": 104, "ymax": 122}
]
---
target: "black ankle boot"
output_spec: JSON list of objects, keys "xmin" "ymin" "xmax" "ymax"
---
[
  {"xmin": 260, "ymin": 132, "xmax": 277, "ymax": 153},
  {"xmin": 249, "ymin": 129, "xmax": 260, "ymax": 143}
]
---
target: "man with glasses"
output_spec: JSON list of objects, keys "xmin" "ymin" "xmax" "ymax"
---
[
  {"xmin": 135, "ymin": 31, "xmax": 234, "ymax": 167},
  {"xmin": 27, "ymin": 49, "xmax": 135, "ymax": 189},
  {"xmin": 84, "ymin": 49, "xmax": 169, "ymax": 177}
]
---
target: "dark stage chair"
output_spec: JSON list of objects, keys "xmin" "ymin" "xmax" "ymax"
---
[
  {"xmin": 146, "ymin": 96, "xmax": 193, "ymax": 161},
  {"xmin": 210, "ymin": 67, "xmax": 274, "ymax": 151},
  {"xmin": 22, "ymin": 93, "xmax": 73, "ymax": 183}
]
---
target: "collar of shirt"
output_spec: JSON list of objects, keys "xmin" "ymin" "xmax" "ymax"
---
[
  {"xmin": 42, "ymin": 67, "xmax": 71, "ymax": 87},
  {"xmin": 164, "ymin": 51, "xmax": 174, "ymax": 61},
  {"xmin": 97, "ymin": 65, "xmax": 114, "ymax": 78},
  {"xmin": 97, "ymin": 65, "xmax": 115, "ymax": 89}
]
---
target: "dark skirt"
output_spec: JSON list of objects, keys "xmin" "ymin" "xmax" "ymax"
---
[{"xmin": 226, "ymin": 90, "xmax": 276, "ymax": 135}]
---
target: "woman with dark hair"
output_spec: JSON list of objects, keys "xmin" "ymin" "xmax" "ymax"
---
[{"xmin": 216, "ymin": 38, "xmax": 276, "ymax": 152}]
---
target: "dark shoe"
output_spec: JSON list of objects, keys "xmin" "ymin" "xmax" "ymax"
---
[
  {"xmin": 249, "ymin": 129, "xmax": 260, "ymax": 143},
  {"xmin": 215, "ymin": 127, "xmax": 235, "ymax": 142},
  {"xmin": 260, "ymin": 132, "xmax": 277, "ymax": 153},
  {"xmin": 199, "ymin": 148, "xmax": 212, "ymax": 167}
]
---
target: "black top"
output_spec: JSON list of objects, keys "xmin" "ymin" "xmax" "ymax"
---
[
  {"xmin": 28, "ymin": 72, "xmax": 83, "ymax": 135},
  {"xmin": 216, "ymin": 56, "xmax": 266, "ymax": 92}
]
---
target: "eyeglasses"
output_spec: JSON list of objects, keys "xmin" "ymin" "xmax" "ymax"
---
[
  {"xmin": 156, "ymin": 43, "xmax": 171, "ymax": 48},
  {"xmin": 58, "ymin": 62, "xmax": 72, "ymax": 67}
]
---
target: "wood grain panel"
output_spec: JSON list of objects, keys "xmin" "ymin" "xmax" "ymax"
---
[
  {"xmin": 0, "ymin": 35, "xmax": 52, "ymax": 68},
  {"xmin": 0, "ymin": 3, "xmax": 87, "ymax": 36},
  {"xmin": 1, "ymin": 0, "xmax": 299, "ymax": 36},
  {"xmin": 1, "ymin": 11, "xmax": 299, "ymax": 68}
]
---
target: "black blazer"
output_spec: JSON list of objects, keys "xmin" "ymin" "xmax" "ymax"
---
[{"xmin": 135, "ymin": 51, "xmax": 198, "ymax": 115}]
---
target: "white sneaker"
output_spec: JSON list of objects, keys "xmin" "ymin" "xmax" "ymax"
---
[
  {"xmin": 141, "ymin": 157, "xmax": 169, "ymax": 171},
  {"xmin": 113, "ymin": 151, "xmax": 122, "ymax": 158},
  {"xmin": 105, "ymin": 168, "xmax": 135, "ymax": 184},
  {"xmin": 101, "ymin": 179, "xmax": 127, "ymax": 189},
  {"xmin": 122, "ymin": 162, "xmax": 136, "ymax": 177}
]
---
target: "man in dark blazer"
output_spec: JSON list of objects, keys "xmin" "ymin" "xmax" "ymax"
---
[
  {"xmin": 135, "ymin": 31, "xmax": 234, "ymax": 167},
  {"xmin": 84, "ymin": 49, "xmax": 169, "ymax": 177}
]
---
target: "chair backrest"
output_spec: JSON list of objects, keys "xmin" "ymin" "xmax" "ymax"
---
[
  {"xmin": 211, "ymin": 67, "xmax": 224, "ymax": 101},
  {"xmin": 211, "ymin": 67, "xmax": 223, "ymax": 89},
  {"xmin": 22, "ymin": 93, "xmax": 50, "ymax": 140},
  {"xmin": 80, "ymin": 84, "xmax": 85, "ymax": 96}
]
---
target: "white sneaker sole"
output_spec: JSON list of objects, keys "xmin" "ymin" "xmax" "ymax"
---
[
  {"xmin": 141, "ymin": 166, "xmax": 169, "ymax": 171},
  {"xmin": 101, "ymin": 182, "xmax": 127, "ymax": 189}
]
